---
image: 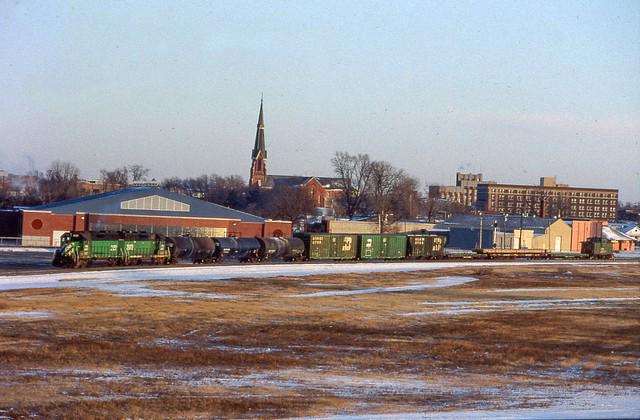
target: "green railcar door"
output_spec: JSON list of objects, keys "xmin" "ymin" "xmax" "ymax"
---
[{"xmin": 364, "ymin": 237, "xmax": 374, "ymax": 257}]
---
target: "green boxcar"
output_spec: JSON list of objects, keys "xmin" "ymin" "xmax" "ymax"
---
[
  {"xmin": 406, "ymin": 234, "xmax": 447, "ymax": 259},
  {"xmin": 295, "ymin": 233, "xmax": 358, "ymax": 260},
  {"xmin": 357, "ymin": 234, "xmax": 407, "ymax": 260}
]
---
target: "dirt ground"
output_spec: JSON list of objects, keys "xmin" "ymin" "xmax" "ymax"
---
[{"xmin": 0, "ymin": 263, "xmax": 638, "ymax": 418}]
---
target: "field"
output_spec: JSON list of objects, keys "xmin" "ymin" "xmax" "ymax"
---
[{"xmin": 0, "ymin": 260, "xmax": 638, "ymax": 418}]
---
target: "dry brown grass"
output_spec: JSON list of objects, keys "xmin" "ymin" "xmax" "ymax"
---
[{"xmin": 0, "ymin": 263, "xmax": 638, "ymax": 417}]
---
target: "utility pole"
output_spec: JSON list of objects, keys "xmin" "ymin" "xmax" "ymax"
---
[
  {"xmin": 518, "ymin": 212, "xmax": 524, "ymax": 249},
  {"xmin": 503, "ymin": 214, "xmax": 508, "ymax": 249},
  {"xmin": 479, "ymin": 212, "xmax": 483, "ymax": 249}
]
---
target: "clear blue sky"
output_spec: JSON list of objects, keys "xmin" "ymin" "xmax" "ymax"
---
[{"xmin": 1, "ymin": 0, "xmax": 638, "ymax": 201}]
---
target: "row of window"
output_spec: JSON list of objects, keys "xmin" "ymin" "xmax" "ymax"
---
[
  {"xmin": 493, "ymin": 195, "xmax": 616, "ymax": 204},
  {"xmin": 120, "ymin": 195, "xmax": 191, "ymax": 212},
  {"xmin": 89, "ymin": 223, "xmax": 227, "ymax": 237},
  {"xmin": 490, "ymin": 189, "xmax": 616, "ymax": 198}
]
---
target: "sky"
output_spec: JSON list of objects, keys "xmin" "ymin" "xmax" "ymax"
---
[{"xmin": 0, "ymin": 0, "xmax": 639, "ymax": 201}]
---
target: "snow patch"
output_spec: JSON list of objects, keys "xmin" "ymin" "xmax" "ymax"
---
[
  {"xmin": 0, "ymin": 311, "xmax": 51, "ymax": 318},
  {"xmin": 0, "ymin": 247, "xmax": 55, "ymax": 253},
  {"xmin": 300, "ymin": 390, "xmax": 640, "ymax": 419},
  {"xmin": 615, "ymin": 250, "xmax": 640, "ymax": 259},
  {"xmin": 0, "ymin": 261, "xmax": 637, "ymax": 295},
  {"xmin": 404, "ymin": 297, "xmax": 640, "ymax": 316},
  {"xmin": 288, "ymin": 276, "xmax": 478, "ymax": 297},
  {"xmin": 490, "ymin": 287, "xmax": 639, "ymax": 293}
]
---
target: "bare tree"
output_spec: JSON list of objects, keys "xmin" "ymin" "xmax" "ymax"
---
[
  {"xmin": 368, "ymin": 160, "xmax": 404, "ymax": 233},
  {"xmin": 182, "ymin": 175, "xmax": 209, "ymax": 198},
  {"xmin": 265, "ymin": 185, "xmax": 315, "ymax": 221},
  {"xmin": 390, "ymin": 175, "xmax": 421, "ymax": 220},
  {"xmin": 38, "ymin": 161, "xmax": 81, "ymax": 203},
  {"xmin": 331, "ymin": 152, "xmax": 372, "ymax": 219},
  {"xmin": 160, "ymin": 174, "xmax": 250, "ymax": 210},
  {"xmin": 100, "ymin": 167, "xmax": 129, "ymax": 192},
  {"xmin": 209, "ymin": 175, "xmax": 248, "ymax": 208},
  {"xmin": 161, "ymin": 177, "xmax": 184, "ymax": 193},
  {"xmin": 128, "ymin": 164, "xmax": 150, "ymax": 182},
  {"xmin": 422, "ymin": 197, "xmax": 442, "ymax": 222}
]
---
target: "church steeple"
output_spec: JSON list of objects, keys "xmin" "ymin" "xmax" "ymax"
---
[
  {"xmin": 249, "ymin": 97, "xmax": 267, "ymax": 187},
  {"xmin": 252, "ymin": 97, "xmax": 267, "ymax": 159}
]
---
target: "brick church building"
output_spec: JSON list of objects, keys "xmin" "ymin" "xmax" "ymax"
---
[{"xmin": 249, "ymin": 99, "xmax": 343, "ymax": 213}]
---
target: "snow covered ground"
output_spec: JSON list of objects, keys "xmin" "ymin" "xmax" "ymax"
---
[
  {"xmin": 403, "ymin": 297, "xmax": 640, "ymax": 316},
  {"xmin": 288, "ymin": 276, "xmax": 478, "ymax": 297},
  {"xmin": 0, "ymin": 247, "xmax": 54, "ymax": 253},
  {"xmin": 0, "ymin": 261, "xmax": 637, "ymax": 418},
  {"xmin": 299, "ymin": 390, "xmax": 640, "ymax": 420},
  {"xmin": 0, "ymin": 311, "xmax": 52, "ymax": 318},
  {"xmin": 615, "ymin": 249, "xmax": 640, "ymax": 259},
  {"xmin": 0, "ymin": 260, "xmax": 636, "ymax": 294}
]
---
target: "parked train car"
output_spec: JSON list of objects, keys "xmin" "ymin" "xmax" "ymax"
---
[
  {"xmin": 581, "ymin": 237, "xmax": 613, "ymax": 259},
  {"xmin": 168, "ymin": 236, "xmax": 217, "ymax": 264},
  {"xmin": 212, "ymin": 237, "xmax": 239, "ymax": 262},
  {"xmin": 52, "ymin": 230, "xmax": 613, "ymax": 269},
  {"xmin": 357, "ymin": 234, "xmax": 407, "ymax": 260},
  {"xmin": 295, "ymin": 233, "xmax": 358, "ymax": 260},
  {"xmin": 406, "ymin": 234, "xmax": 446, "ymax": 259},
  {"xmin": 53, "ymin": 231, "xmax": 170, "ymax": 268},
  {"xmin": 282, "ymin": 237, "xmax": 305, "ymax": 261},
  {"xmin": 475, "ymin": 248, "xmax": 550, "ymax": 259}
]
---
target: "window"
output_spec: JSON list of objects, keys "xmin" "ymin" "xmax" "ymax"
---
[{"xmin": 120, "ymin": 195, "xmax": 190, "ymax": 212}]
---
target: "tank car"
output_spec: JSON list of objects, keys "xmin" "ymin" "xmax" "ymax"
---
[
  {"xmin": 282, "ymin": 237, "xmax": 305, "ymax": 261},
  {"xmin": 191, "ymin": 237, "xmax": 216, "ymax": 263},
  {"xmin": 212, "ymin": 237, "xmax": 239, "ymax": 262},
  {"xmin": 235, "ymin": 237, "xmax": 262, "ymax": 262},
  {"xmin": 256, "ymin": 237, "xmax": 287, "ymax": 261},
  {"xmin": 166, "ymin": 236, "xmax": 195, "ymax": 263}
]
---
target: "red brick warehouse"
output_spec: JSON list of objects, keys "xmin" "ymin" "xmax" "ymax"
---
[{"xmin": 21, "ymin": 188, "xmax": 291, "ymax": 246}]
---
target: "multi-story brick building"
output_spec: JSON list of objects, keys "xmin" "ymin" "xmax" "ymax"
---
[
  {"xmin": 476, "ymin": 177, "xmax": 618, "ymax": 221},
  {"xmin": 428, "ymin": 173, "xmax": 493, "ymax": 207}
]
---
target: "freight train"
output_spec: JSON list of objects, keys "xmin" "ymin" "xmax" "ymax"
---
[{"xmin": 51, "ymin": 230, "xmax": 612, "ymax": 268}]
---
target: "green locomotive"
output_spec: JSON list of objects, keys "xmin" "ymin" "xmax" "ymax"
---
[
  {"xmin": 580, "ymin": 237, "xmax": 613, "ymax": 259},
  {"xmin": 52, "ymin": 231, "xmax": 171, "ymax": 268}
]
